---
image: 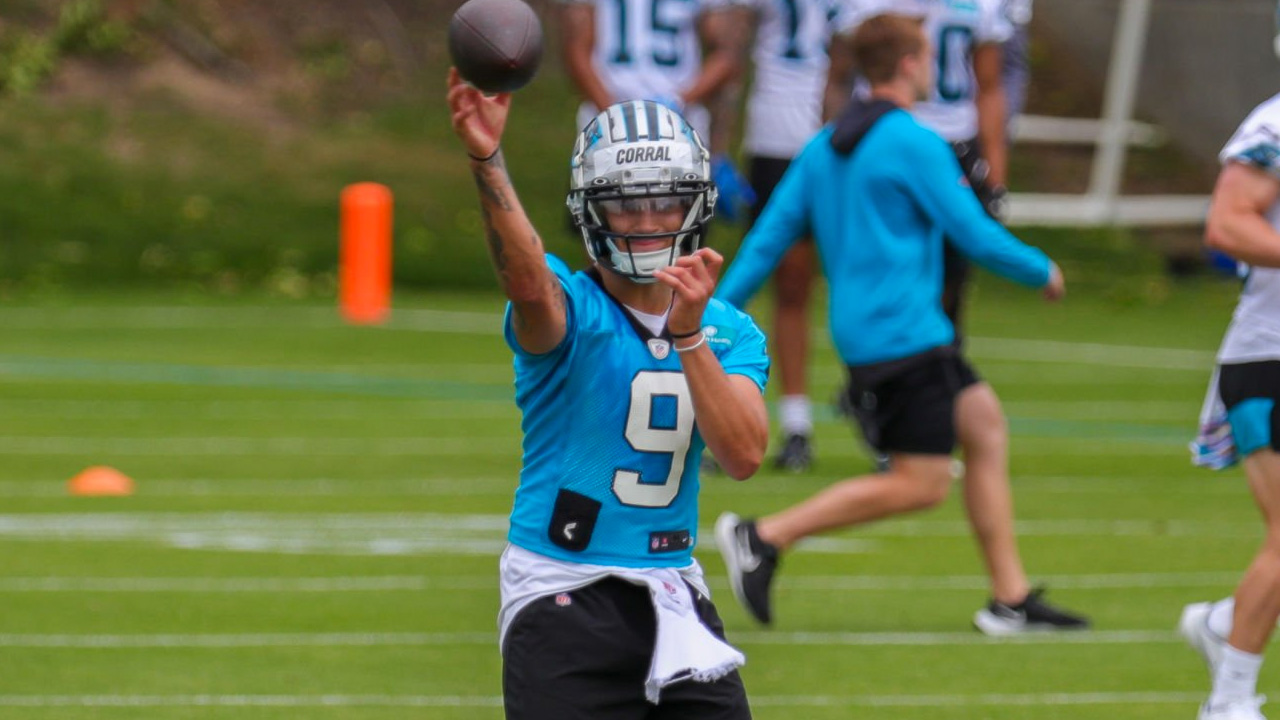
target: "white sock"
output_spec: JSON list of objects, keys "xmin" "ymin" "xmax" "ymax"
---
[
  {"xmin": 1210, "ymin": 644, "xmax": 1263, "ymax": 708},
  {"xmin": 779, "ymin": 395, "xmax": 812, "ymax": 436},
  {"xmin": 1207, "ymin": 597, "xmax": 1235, "ymax": 639}
]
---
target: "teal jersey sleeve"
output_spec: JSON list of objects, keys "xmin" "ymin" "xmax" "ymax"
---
[
  {"xmin": 715, "ymin": 142, "xmax": 817, "ymax": 308},
  {"xmin": 901, "ymin": 129, "xmax": 1051, "ymax": 288}
]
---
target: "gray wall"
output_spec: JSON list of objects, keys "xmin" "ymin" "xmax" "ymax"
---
[{"xmin": 1036, "ymin": 0, "xmax": 1280, "ymax": 161}]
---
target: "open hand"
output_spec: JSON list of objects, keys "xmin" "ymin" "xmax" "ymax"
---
[
  {"xmin": 1043, "ymin": 262, "xmax": 1065, "ymax": 302},
  {"xmin": 447, "ymin": 67, "xmax": 511, "ymax": 159}
]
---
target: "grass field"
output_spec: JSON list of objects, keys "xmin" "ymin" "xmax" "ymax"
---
[{"xmin": 0, "ymin": 274, "xmax": 1264, "ymax": 719}]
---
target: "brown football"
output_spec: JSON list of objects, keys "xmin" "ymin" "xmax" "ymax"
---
[{"xmin": 448, "ymin": 0, "xmax": 543, "ymax": 93}]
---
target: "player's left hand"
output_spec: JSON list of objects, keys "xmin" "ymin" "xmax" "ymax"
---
[
  {"xmin": 656, "ymin": 248, "xmax": 723, "ymax": 336},
  {"xmin": 711, "ymin": 154, "xmax": 756, "ymax": 223}
]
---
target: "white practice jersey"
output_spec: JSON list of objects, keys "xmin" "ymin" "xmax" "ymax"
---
[
  {"xmin": 567, "ymin": 0, "xmax": 734, "ymax": 139},
  {"xmin": 1001, "ymin": 0, "xmax": 1031, "ymax": 26},
  {"xmin": 743, "ymin": 0, "xmax": 843, "ymax": 159},
  {"xmin": 1218, "ymin": 93, "xmax": 1280, "ymax": 365},
  {"xmin": 841, "ymin": 0, "xmax": 1012, "ymax": 142}
]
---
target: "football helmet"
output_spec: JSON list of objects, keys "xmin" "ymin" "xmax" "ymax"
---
[{"xmin": 567, "ymin": 100, "xmax": 717, "ymax": 283}]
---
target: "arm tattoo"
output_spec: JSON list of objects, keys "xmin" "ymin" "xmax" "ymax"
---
[
  {"xmin": 511, "ymin": 270, "xmax": 564, "ymax": 333},
  {"xmin": 481, "ymin": 205, "xmax": 507, "ymax": 274},
  {"xmin": 471, "ymin": 151, "xmax": 513, "ymax": 212}
]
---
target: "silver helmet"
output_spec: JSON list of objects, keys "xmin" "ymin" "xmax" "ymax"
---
[{"xmin": 566, "ymin": 100, "xmax": 718, "ymax": 283}]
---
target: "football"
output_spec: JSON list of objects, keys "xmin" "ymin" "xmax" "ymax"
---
[{"xmin": 448, "ymin": 0, "xmax": 543, "ymax": 94}]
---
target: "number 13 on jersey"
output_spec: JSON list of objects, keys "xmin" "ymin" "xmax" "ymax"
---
[{"xmin": 614, "ymin": 371, "xmax": 695, "ymax": 508}]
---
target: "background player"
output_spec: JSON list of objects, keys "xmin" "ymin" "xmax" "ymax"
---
[
  {"xmin": 736, "ymin": 0, "xmax": 844, "ymax": 471},
  {"xmin": 559, "ymin": 0, "xmax": 758, "ymax": 219}
]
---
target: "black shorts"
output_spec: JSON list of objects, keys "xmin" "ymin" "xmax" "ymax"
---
[
  {"xmin": 503, "ymin": 577, "xmax": 751, "ymax": 720},
  {"xmin": 747, "ymin": 155, "xmax": 792, "ymax": 223},
  {"xmin": 842, "ymin": 348, "xmax": 976, "ymax": 455},
  {"xmin": 1219, "ymin": 361, "xmax": 1280, "ymax": 456}
]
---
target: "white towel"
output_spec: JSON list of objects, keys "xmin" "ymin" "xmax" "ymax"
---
[
  {"xmin": 627, "ymin": 569, "xmax": 746, "ymax": 704},
  {"xmin": 497, "ymin": 546, "xmax": 746, "ymax": 705},
  {"xmin": 1190, "ymin": 367, "xmax": 1237, "ymax": 470}
]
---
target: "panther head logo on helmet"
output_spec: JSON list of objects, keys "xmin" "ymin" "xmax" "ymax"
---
[{"xmin": 566, "ymin": 100, "xmax": 718, "ymax": 283}]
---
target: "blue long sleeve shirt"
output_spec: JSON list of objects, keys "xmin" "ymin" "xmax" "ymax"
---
[{"xmin": 717, "ymin": 109, "xmax": 1051, "ymax": 367}]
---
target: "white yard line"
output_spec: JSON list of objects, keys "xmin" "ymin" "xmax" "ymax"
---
[
  {"xmin": 0, "ymin": 436, "xmax": 518, "ymax": 456},
  {"xmin": 0, "ymin": 630, "xmax": 1177, "ymax": 649},
  {"xmin": 0, "ymin": 514, "xmax": 1256, "ymax": 559},
  {"xmin": 0, "ymin": 398, "xmax": 516, "ymax": 420},
  {"xmin": 0, "ymin": 473, "xmax": 1235, "ymax": 499},
  {"xmin": 0, "ymin": 305, "xmax": 1214, "ymax": 368},
  {"xmin": 0, "ymin": 435, "xmax": 1180, "ymax": 456},
  {"xmin": 0, "ymin": 571, "xmax": 1238, "ymax": 594},
  {"xmin": 0, "ymin": 691, "xmax": 1209, "ymax": 708}
]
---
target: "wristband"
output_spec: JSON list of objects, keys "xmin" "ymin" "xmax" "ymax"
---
[
  {"xmin": 468, "ymin": 146, "xmax": 500, "ymax": 163},
  {"xmin": 669, "ymin": 327, "xmax": 702, "ymax": 339},
  {"xmin": 674, "ymin": 332, "xmax": 706, "ymax": 354}
]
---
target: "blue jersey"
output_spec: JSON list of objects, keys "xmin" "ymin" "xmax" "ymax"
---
[
  {"xmin": 504, "ymin": 260, "xmax": 770, "ymax": 568},
  {"xmin": 717, "ymin": 108, "xmax": 1050, "ymax": 366}
]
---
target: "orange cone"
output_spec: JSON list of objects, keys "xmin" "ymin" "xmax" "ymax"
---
[{"xmin": 68, "ymin": 466, "xmax": 134, "ymax": 497}]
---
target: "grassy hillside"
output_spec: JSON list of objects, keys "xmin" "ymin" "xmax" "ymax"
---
[{"xmin": 0, "ymin": 0, "xmax": 1218, "ymax": 297}]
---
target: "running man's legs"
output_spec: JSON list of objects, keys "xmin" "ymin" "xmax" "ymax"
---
[{"xmin": 955, "ymin": 381, "xmax": 1030, "ymax": 606}]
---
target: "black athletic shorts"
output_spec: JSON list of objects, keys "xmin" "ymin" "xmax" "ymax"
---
[
  {"xmin": 943, "ymin": 140, "xmax": 1001, "ymax": 342},
  {"xmin": 842, "ymin": 348, "xmax": 976, "ymax": 455},
  {"xmin": 503, "ymin": 577, "xmax": 752, "ymax": 720},
  {"xmin": 1219, "ymin": 361, "xmax": 1280, "ymax": 456},
  {"xmin": 748, "ymin": 155, "xmax": 792, "ymax": 223}
]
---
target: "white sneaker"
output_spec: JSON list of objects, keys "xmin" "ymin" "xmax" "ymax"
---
[
  {"xmin": 1180, "ymin": 602, "xmax": 1228, "ymax": 673},
  {"xmin": 1198, "ymin": 695, "xmax": 1266, "ymax": 720}
]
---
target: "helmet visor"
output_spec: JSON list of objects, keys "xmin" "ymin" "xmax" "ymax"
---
[{"xmin": 595, "ymin": 195, "xmax": 695, "ymax": 216}]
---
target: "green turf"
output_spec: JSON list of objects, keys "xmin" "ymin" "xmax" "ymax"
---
[{"xmin": 0, "ymin": 277, "xmax": 1265, "ymax": 719}]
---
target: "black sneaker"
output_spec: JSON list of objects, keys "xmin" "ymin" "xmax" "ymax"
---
[
  {"xmin": 714, "ymin": 512, "xmax": 780, "ymax": 625},
  {"xmin": 973, "ymin": 587, "xmax": 1090, "ymax": 635},
  {"xmin": 772, "ymin": 434, "xmax": 812, "ymax": 472}
]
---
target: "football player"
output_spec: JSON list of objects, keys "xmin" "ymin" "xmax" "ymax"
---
[
  {"xmin": 559, "ymin": 0, "xmax": 757, "ymax": 220},
  {"xmin": 1179, "ymin": 5, "xmax": 1280, "ymax": 717},
  {"xmin": 736, "ymin": 0, "xmax": 845, "ymax": 471},
  {"xmin": 448, "ymin": 73, "xmax": 770, "ymax": 719}
]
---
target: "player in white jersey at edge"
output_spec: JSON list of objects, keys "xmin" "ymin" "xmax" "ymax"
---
[
  {"xmin": 1179, "ymin": 6, "xmax": 1280, "ymax": 718},
  {"xmin": 999, "ymin": 0, "xmax": 1032, "ymax": 133},
  {"xmin": 559, "ymin": 0, "xmax": 757, "ymax": 220},
  {"xmin": 736, "ymin": 0, "xmax": 845, "ymax": 471}
]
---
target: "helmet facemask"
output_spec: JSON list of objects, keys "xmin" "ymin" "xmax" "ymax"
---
[{"xmin": 567, "ymin": 101, "xmax": 718, "ymax": 283}]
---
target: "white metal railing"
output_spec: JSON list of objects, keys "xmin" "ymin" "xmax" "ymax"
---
[{"xmin": 1006, "ymin": 0, "xmax": 1210, "ymax": 228}]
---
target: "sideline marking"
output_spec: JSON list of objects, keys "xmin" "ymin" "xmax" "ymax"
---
[
  {"xmin": 0, "ymin": 629, "xmax": 1178, "ymax": 648},
  {"xmin": 0, "ymin": 691, "xmax": 1209, "ymax": 708}
]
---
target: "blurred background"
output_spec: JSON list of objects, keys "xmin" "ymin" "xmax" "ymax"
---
[
  {"xmin": 2, "ymin": 2, "xmax": 1279, "ymax": 718},
  {"xmin": 0, "ymin": 0, "xmax": 1274, "ymax": 296}
]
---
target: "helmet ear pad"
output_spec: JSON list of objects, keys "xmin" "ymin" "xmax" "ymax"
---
[{"xmin": 566, "ymin": 100, "xmax": 718, "ymax": 282}]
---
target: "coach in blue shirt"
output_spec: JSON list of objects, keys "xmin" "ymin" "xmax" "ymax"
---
[{"xmin": 714, "ymin": 12, "xmax": 1089, "ymax": 636}]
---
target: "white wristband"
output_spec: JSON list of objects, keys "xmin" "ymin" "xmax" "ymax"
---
[{"xmin": 673, "ymin": 332, "xmax": 706, "ymax": 354}]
